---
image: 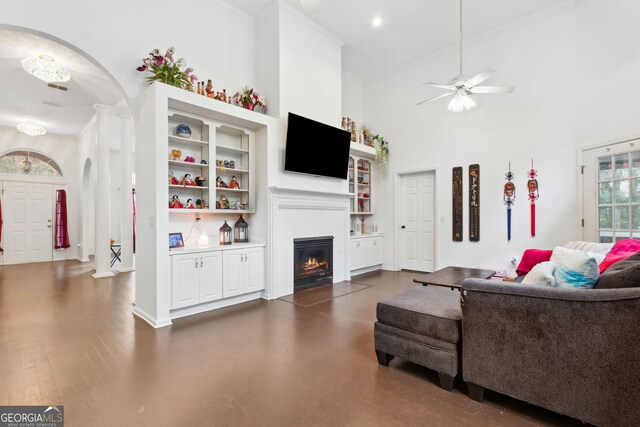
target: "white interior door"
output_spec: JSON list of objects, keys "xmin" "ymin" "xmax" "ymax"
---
[
  {"xmin": 3, "ymin": 182, "xmax": 53, "ymax": 264},
  {"xmin": 401, "ymin": 172, "xmax": 435, "ymax": 272}
]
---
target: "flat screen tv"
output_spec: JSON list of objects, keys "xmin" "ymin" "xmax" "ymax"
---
[{"xmin": 284, "ymin": 112, "xmax": 351, "ymax": 179}]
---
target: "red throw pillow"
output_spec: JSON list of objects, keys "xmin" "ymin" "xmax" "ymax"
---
[
  {"xmin": 516, "ymin": 249, "xmax": 553, "ymax": 276},
  {"xmin": 599, "ymin": 238, "xmax": 640, "ymax": 273}
]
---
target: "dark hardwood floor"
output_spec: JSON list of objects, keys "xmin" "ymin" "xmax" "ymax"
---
[{"xmin": 0, "ymin": 261, "xmax": 581, "ymax": 426}]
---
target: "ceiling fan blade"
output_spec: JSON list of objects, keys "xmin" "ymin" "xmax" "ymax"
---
[
  {"xmin": 464, "ymin": 69, "xmax": 497, "ymax": 88},
  {"xmin": 415, "ymin": 92, "xmax": 454, "ymax": 106},
  {"xmin": 469, "ymin": 85, "xmax": 515, "ymax": 94},
  {"xmin": 422, "ymin": 82, "xmax": 455, "ymax": 90}
]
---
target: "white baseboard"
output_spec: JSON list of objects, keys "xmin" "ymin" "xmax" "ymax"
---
[
  {"xmin": 169, "ymin": 291, "xmax": 263, "ymax": 320},
  {"xmin": 350, "ymin": 264, "xmax": 382, "ymax": 277},
  {"xmin": 132, "ymin": 305, "xmax": 172, "ymax": 328},
  {"xmin": 92, "ymin": 271, "xmax": 115, "ymax": 279},
  {"xmin": 118, "ymin": 266, "xmax": 136, "ymax": 273},
  {"xmin": 381, "ymin": 265, "xmax": 400, "ymax": 271}
]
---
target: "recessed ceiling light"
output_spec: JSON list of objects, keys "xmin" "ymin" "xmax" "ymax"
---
[
  {"xmin": 372, "ymin": 16, "xmax": 382, "ymax": 27},
  {"xmin": 21, "ymin": 54, "xmax": 71, "ymax": 83},
  {"xmin": 17, "ymin": 121, "xmax": 46, "ymax": 136}
]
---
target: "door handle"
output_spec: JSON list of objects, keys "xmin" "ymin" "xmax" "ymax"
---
[
  {"xmin": 195, "ymin": 258, "xmax": 198, "ymax": 268},
  {"xmin": 401, "ymin": 225, "xmax": 406, "ymax": 229},
  {"xmin": 200, "ymin": 257, "xmax": 203, "ymax": 268},
  {"xmin": 47, "ymin": 225, "xmax": 52, "ymax": 228}
]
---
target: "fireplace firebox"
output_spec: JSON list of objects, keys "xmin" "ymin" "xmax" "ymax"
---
[{"xmin": 293, "ymin": 236, "xmax": 334, "ymax": 291}]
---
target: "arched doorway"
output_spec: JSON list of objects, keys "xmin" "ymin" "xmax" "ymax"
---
[{"xmin": 0, "ymin": 26, "xmax": 132, "ymax": 269}]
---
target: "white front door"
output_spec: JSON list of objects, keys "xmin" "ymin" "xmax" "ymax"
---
[
  {"xmin": 401, "ymin": 172, "xmax": 436, "ymax": 272},
  {"xmin": 3, "ymin": 182, "xmax": 53, "ymax": 264}
]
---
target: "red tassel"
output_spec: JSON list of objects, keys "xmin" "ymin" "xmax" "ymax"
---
[{"xmin": 531, "ymin": 204, "xmax": 536, "ymax": 237}]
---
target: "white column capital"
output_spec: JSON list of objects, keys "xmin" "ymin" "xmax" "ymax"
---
[
  {"xmin": 93, "ymin": 103, "xmax": 112, "ymax": 114},
  {"xmin": 118, "ymin": 113, "xmax": 134, "ymax": 122}
]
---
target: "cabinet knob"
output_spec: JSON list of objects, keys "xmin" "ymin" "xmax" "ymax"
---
[{"xmin": 401, "ymin": 225, "xmax": 406, "ymax": 229}]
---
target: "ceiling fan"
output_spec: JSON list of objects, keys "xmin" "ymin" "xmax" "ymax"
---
[{"xmin": 416, "ymin": 0, "xmax": 514, "ymax": 112}]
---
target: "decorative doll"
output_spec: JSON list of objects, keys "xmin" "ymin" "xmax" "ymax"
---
[
  {"xmin": 186, "ymin": 198, "xmax": 195, "ymax": 209},
  {"xmin": 195, "ymin": 176, "xmax": 206, "ymax": 187},
  {"xmin": 169, "ymin": 171, "xmax": 179, "ymax": 185},
  {"xmin": 216, "ymin": 176, "xmax": 229, "ymax": 188},
  {"xmin": 205, "ymin": 80, "xmax": 214, "ymax": 97},
  {"xmin": 169, "ymin": 195, "xmax": 183, "ymax": 209},
  {"xmin": 196, "ymin": 199, "xmax": 203, "ymax": 209},
  {"xmin": 229, "ymin": 176, "xmax": 240, "ymax": 189},
  {"xmin": 180, "ymin": 173, "xmax": 197, "ymax": 186},
  {"xmin": 219, "ymin": 194, "xmax": 230, "ymax": 209},
  {"xmin": 171, "ymin": 149, "xmax": 182, "ymax": 160}
]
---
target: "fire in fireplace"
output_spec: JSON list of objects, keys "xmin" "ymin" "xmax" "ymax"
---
[{"xmin": 293, "ymin": 236, "xmax": 334, "ymax": 291}]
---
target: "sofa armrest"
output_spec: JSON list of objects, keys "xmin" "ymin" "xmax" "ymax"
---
[{"xmin": 461, "ymin": 279, "xmax": 640, "ymax": 426}]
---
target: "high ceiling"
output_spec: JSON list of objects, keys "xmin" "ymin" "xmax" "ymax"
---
[
  {"xmin": 230, "ymin": 0, "xmax": 570, "ymax": 80},
  {"xmin": 0, "ymin": 30, "xmax": 126, "ymax": 136}
]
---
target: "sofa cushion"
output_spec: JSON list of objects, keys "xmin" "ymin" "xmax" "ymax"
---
[
  {"xmin": 595, "ymin": 252, "xmax": 640, "ymax": 289},
  {"xmin": 522, "ymin": 261, "xmax": 558, "ymax": 287},
  {"xmin": 564, "ymin": 241, "xmax": 613, "ymax": 254},
  {"xmin": 516, "ymin": 249, "xmax": 553, "ymax": 276},
  {"xmin": 553, "ymin": 252, "xmax": 599, "ymax": 289},
  {"xmin": 599, "ymin": 238, "xmax": 640, "ymax": 273},
  {"xmin": 376, "ymin": 286, "xmax": 461, "ymax": 344},
  {"xmin": 551, "ymin": 246, "xmax": 605, "ymax": 266}
]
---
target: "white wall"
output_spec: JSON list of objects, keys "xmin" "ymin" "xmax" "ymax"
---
[
  {"xmin": 363, "ymin": 4, "xmax": 577, "ymax": 273},
  {"xmin": 0, "ymin": 125, "xmax": 79, "ymax": 261},
  {"xmin": 575, "ymin": 0, "xmax": 640, "ymax": 147},
  {"xmin": 3, "ymin": 0, "xmax": 256, "ymax": 102},
  {"xmin": 341, "ymin": 70, "xmax": 364, "ymax": 125},
  {"xmin": 271, "ymin": 2, "xmax": 346, "ymax": 194}
]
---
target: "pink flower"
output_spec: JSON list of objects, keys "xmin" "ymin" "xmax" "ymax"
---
[
  {"xmin": 185, "ymin": 68, "xmax": 193, "ymax": 75},
  {"xmin": 190, "ymin": 74, "xmax": 198, "ymax": 83},
  {"xmin": 247, "ymin": 104, "xmax": 254, "ymax": 111},
  {"xmin": 153, "ymin": 55, "xmax": 163, "ymax": 66},
  {"xmin": 136, "ymin": 65, "xmax": 147, "ymax": 72}
]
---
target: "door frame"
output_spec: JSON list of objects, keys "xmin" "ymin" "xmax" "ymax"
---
[
  {"xmin": 579, "ymin": 133, "xmax": 640, "ymax": 242},
  {"xmin": 393, "ymin": 167, "xmax": 439, "ymax": 271}
]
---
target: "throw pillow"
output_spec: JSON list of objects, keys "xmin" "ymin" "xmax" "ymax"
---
[
  {"xmin": 522, "ymin": 261, "xmax": 558, "ymax": 287},
  {"xmin": 564, "ymin": 241, "xmax": 614, "ymax": 255},
  {"xmin": 599, "ymin": 238, "xmax": 640, "ymax": 273},
  {"xmin": 553, "ymin": 252, "xmax": 599, "ymax": 289},
  {"xmin": 516, "ymin": 249, "xmax": 553, "ymax": 276},
  {"xmin": 594, "ymin": 252, "xmax": 640, "ymax": 289},
  {"xmin": 550, "ymin": 246, "xmax": 605, "ymax": 266}
]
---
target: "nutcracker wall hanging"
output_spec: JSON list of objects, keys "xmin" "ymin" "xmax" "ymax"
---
[
  {"xmin": 504, "ymin": 163, "xmax": 516, "ymax": 241},
  {"xmin": 527, "ymin": 159, "xmax": 539, "ymax": 237}
]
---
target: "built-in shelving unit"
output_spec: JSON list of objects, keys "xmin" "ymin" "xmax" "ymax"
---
[{"xmin": 135, "ymin": 83, "xmax": 277, "ymax": 328}]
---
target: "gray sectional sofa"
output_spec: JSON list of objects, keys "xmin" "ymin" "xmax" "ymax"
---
[{"xmin": 461, "ymin": 254, "xmax": 640, "ymax": 427}]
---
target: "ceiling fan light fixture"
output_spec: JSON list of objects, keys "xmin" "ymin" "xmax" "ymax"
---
[
  {"xmin": 448, "ymin": 91, "xmax": 476, "ymax": 113},
  {"xmin": 21, "ymin": 54, "xmax": 71, "ymax": 83},
  {"xmin": 17, "ymin": 121, "xmax": 47, "ymax": 136}
]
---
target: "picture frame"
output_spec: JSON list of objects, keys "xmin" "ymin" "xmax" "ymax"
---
[{"xmin": 169, "ymin": 232, "xmax": 184, "ymax": 249}]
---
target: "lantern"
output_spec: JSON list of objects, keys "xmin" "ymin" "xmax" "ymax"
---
[
  {"xmin": 234, "ymin": 215, "xmax": 249, "ymax": 243},
  {"xmin": 219, "ymin": 221, "xmax": 232, "ymax": 245}
]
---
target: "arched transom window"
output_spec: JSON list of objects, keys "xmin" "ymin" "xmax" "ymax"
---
[{"xmin": 0, "ymin": 150, "xmax": 62, "ymax": 177}]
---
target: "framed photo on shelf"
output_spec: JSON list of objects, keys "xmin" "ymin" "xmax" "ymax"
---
[{"xmin": 169, "ymin": 232, "xmax": 185, "ymax": 249}]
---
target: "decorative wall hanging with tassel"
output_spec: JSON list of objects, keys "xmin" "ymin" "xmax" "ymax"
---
[
  {"xmin": 527, "ymin": 159, "xmax": 539, "ymax": 237},
  {"xmin": 504, "ymin": 163, "xmax": 516, "ymax": 241}
]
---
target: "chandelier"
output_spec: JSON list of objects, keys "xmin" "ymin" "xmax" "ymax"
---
[
  {"xmin": 21, "ymin": 54, "xmax": 71, "ymax": 83},
  {"xmin": 17, "ymin": 121, "xmax": 47, "ymax": 136}
]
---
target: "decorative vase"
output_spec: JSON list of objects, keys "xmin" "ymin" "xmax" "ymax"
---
[{"xmin": 175, "ymin": 124, "xmax": 192, "ymax": 138}]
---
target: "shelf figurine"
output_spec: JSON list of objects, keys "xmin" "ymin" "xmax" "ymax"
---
[
  {"xmin": 219, "ymin": 194, "xmax": 230, "ymax": 209},
  {"xmin": 195, "ymin": 176, "xmax": 206, "ymax": 187},
  {"xmin": 184, "ymin": 156, "xmax": 195, "ymax": 163},
  {"xmin": 205, "ymin": 79, "xmax": 214, "ymax": 97},
  {"xmin": 180, "ymin": 173, "xmax": 197, "ymax": 186},
  {"xmin": 171, "ymin": 149, "xmax": 182, "ymax": 161},
  {"xmin": 169, "ymin": 195, "xmax": 183, "ymax": 209},
  {"xmin": 185, "ymin": 198, "xmax": 195, "ymax": 209},
  {"xmin": 216, "ymin": 176, "xmax": 229, "ymax": 188},
  {"xmin": 169, "ymin": 171, "xmax": 179, "ymax": 185},
  {"xmin": 229, "ymin": 176, "xmax": 240, "ymax": 189}
]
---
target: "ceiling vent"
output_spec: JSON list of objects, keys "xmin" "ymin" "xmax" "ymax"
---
[{"xmin": 47, "ymin": 83, "xmax": 69, "ymax": 92}]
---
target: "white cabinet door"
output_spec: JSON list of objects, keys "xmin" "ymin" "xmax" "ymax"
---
[
  {"xmin": 245, "ymin": 247, "xmax": 265, "ymax": 293},
  {"xmin": 223, "ymin": 249, "xmax": 244, "ymax": 298},
  {"xmin": 199, "ymin": 251, "xmax": 223, "ymax": 303},
  {"xmin": 172, "ymin": 254, "xmax": 199, "ymax": 309},
  {"xmin": 366, "ymin": 237, "xmax": 383, "ymax": 266},
  {"xmin": 350, "ymin": 239, "xmax": 367, "ymax": 270}
]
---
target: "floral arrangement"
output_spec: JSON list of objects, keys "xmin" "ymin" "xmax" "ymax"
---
[
  {"xmin": 233, "ymin": 86, "xmax": 267, "ymax": 113},
  {"xmin": 136, "ymin": 48, "xmax": 197, "ymax": 90},
  {"xmin": 372, "ymin": 134, "xmax": 390, "ymax": 165},
  {"xmin": 362, "ymin": 126, "xmax": 374, "ymax": 147}
]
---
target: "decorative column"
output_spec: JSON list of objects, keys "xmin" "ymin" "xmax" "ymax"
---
[
  {"xmin": 92, "ymin": 104, "xmax": 114, "ymax": 278},
  {"xmin": 119, "ymin": 114, "xmax": 135, "ymax": 272}
]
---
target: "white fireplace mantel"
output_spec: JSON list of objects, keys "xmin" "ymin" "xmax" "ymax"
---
[{"xmin": 267, "ymin": 187, "xmax": 351, "ymax": 299}]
